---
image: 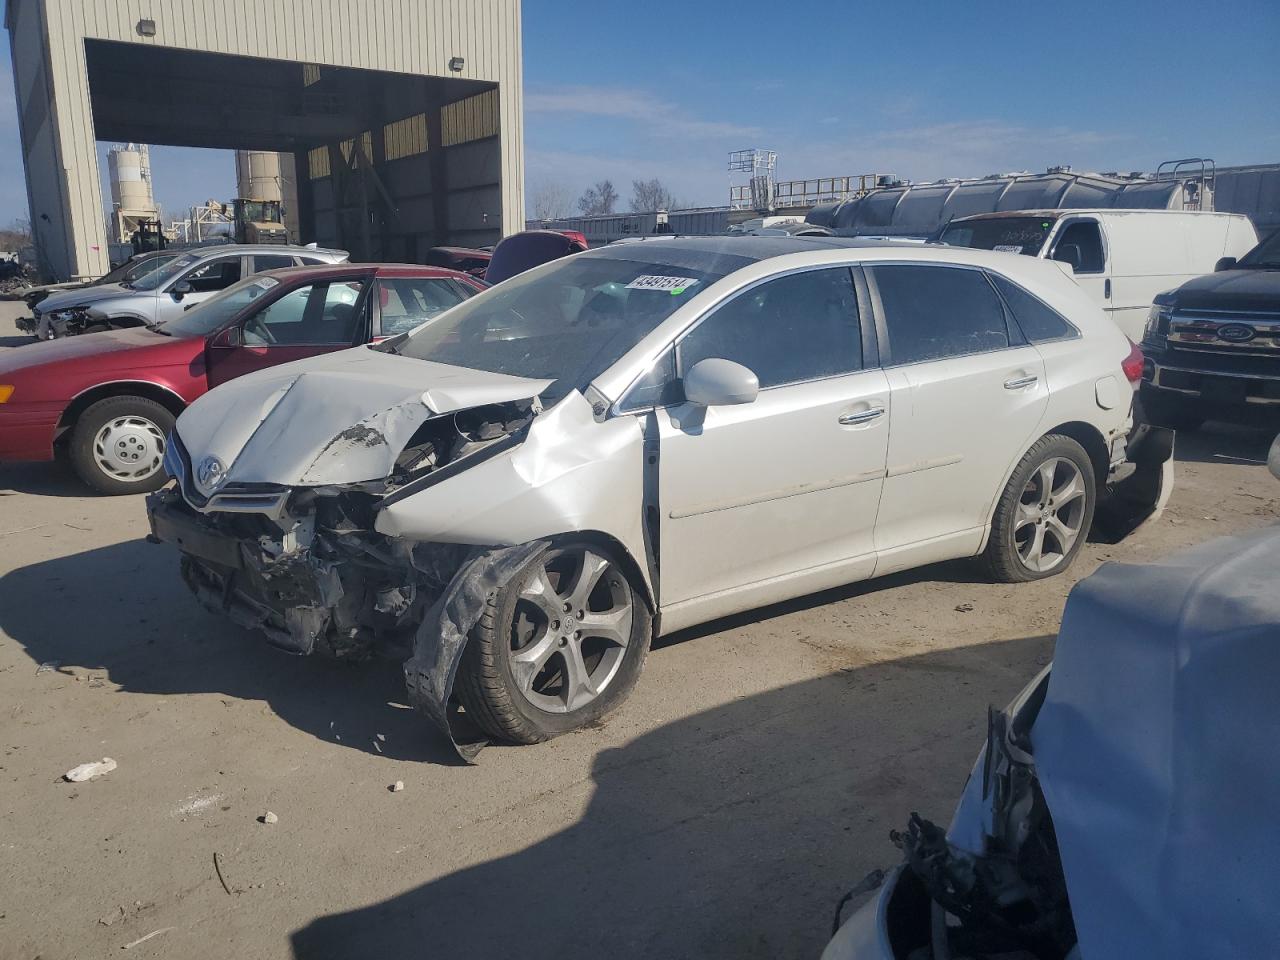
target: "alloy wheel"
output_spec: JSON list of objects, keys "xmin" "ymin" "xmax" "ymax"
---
[
  {"xmin": 1014, "ymin": 457, "xmax": 1087, "ymax": 573},
  {"xmin": 507, "ymin": 548, "xmax": 634, "ymax": 714}
]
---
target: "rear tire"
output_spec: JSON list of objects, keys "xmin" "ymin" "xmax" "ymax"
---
[
  {"xmin": 455, "ymin": 542, "xmax": 652, "ymax": 744},
  {"xmin": 68, "ymin": 395, "xmax": 175, "ymax": 495},
  {"xmin": 984, "ymin": 435, "xmax": 1096, "ymax": 583}
]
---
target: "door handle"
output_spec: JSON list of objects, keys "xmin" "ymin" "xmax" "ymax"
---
[
  {"xmin": 1004, "ymin": 375, "xmax": 1038, "ymax": 390},
  {"xmin": 838, "ymin": 406, "xmax": 885, "ymax": 425}
]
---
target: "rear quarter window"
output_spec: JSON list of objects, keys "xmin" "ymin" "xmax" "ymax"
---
[{"xmin": 989, "ymin": 274, "xmax": 1079, "ymax": 343}]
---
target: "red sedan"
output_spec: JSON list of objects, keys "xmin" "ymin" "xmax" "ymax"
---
[{"xmin": 0, "ymin": 263, "xmax": 482, "ymax": 494}]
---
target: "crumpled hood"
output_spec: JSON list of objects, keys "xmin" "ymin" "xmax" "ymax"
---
[
  {"xmin": 175, "ymin": 346, "xmax": 552, "ymax": 492},
  {"xmin": 1030, "ymin": 526, "xmax": 1280, "ymax": 959},
  {"xmin": 36, "ymin": 282, "xmax": 139, "ymax": 314}
]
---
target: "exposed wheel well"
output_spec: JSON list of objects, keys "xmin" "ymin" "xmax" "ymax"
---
[
  {"xmin": 1042, "ymin": 420, "xmax": 1110, "ymax": 488},
  {"xmin": 56, "ymin": 382, "xmax": 187, "ymax": 440}
]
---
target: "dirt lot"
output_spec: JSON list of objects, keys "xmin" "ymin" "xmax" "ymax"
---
[{"xmin": 0, "ymin": 300, "xmax": 1276, "ymax": 960}]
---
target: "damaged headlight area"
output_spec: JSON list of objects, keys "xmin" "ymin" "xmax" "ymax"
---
[{"xmin": 148, "ymin": 398, "xmax": 539, "ymax": 660}]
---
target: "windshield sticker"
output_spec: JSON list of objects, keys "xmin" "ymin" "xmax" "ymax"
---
[
  {"xmin": 993, "ymin": 244, "xmax": 1024, "ymax": 253},
  {"xmin": 626, "ymin": 275, "xmax": 700, "ymax": 294}
]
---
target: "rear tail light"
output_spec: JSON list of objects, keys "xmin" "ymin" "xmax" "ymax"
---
[{"xmin": 1121, "ymin": 340, "xmax": 1144, "ymax": 384}]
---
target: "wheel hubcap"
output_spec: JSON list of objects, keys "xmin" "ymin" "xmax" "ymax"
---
[
  {"xmin": 508, "ymin": 548, "xmax": 633, "ymax": 714},
  {"xmin": 1014, "ymin": 457, "xmax": 1086, "ymax": 573},
  {"xmin": 93, "ymin": 416, "xmax": 165, "ymax": 482}
]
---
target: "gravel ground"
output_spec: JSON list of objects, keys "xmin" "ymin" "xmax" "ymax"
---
[{"xmin": 1, "ymin": 300, "xmax": 1276, "ymax": 959}]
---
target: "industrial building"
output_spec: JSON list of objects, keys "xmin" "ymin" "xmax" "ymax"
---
[{"xmin": 5, "ymin": 0, "xmax": 524, "ymax": 280}]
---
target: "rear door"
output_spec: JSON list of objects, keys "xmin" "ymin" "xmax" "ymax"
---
[
  {"xmin": 206, "ymin": 276, "xmax": 370, "ymax": 388},
  {"xmin": 867, "ymin": 263, "xmax": 1048, "ymax": 570}
]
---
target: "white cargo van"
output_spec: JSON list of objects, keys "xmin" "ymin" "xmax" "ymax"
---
[{"xmin": 939, "ymin": 210, "xmax": 1258, "ymax": 340}]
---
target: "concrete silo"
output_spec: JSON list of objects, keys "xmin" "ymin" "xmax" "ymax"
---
[
  {"xmin": 107, "ymin": 143, "xmax": 160, "ymax": 244},
  {"xmin": 234, "ymin": 150, "xmax": 299, "ymax": 243}
]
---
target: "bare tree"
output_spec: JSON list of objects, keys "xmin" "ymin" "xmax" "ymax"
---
[
  {"xmin": 529, "ymin": 179, "xmax": 572, "ymax": 221},
  {"xmin": 576, "ymin": 180, "xmax": 619, "ymax": 217},
  {"xmin": 0, "ymin": 217, "xmax": 33, "ymax": 254},
  {"xmin": 630, "ymin": 178, "xmax": 677, "ymax": 213}
]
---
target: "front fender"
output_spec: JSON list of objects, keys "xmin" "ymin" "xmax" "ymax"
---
[{"xmin": 375, "ymin": 392, "xmax": 651, "ymax": 598}]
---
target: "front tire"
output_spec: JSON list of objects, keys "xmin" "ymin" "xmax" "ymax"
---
[
  {"xmin": 68, "ymin": 395, "xmax": 175, "ymax": 495},
  {"xmin": 984, "ymin": 435, "xmax": 1096, "ymax": 583},
  {"xmin": 455, "ymin": 542, "xmax": 652, "ymax": 744}
]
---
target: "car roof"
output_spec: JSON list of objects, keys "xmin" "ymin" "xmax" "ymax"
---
[{"xmin": 581, "ymin": 235, "xmax": 905, "ymax": 273}]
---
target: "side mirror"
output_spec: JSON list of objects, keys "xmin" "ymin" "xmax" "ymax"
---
[
  {"xmin": 171, "ymin": 280, "xmax": 193, "ymax": 300},
  {"xmin": 1052, "ymin": 243, "xmax": 1083, "ymax": 271},
  {"xmin": 1215, "ymin": 256, "xmax": 1238, "ymax": 272},
  {"xmin": 208, "ymin": 325, "xmax": 241, "ymax": 348},
  {"xmin": 683, "ymin": 358, "xmax": 759, "ymax": 407}
]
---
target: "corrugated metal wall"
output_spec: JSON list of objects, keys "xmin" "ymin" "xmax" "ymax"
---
[{"xmin": 9, "ymin": 0, "xmax": 523, "ymax": 278}]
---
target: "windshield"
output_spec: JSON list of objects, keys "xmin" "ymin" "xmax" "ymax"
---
[
  {"xmin": 132, "ymin": 252, "xmax": 200, "ymax": 291},
  {"xmin": 1238, "ymin": 230, "xmax": 1280, "ymax": 269},
  {"xmin": 393, "ymin": 255, "xmax": 727, "ymax": 397},
  {"xmin": 159, "ymin": 275, "xmax": 280, "ymax": 338},
  {"xmin": 940, "ymin": 217, "xmax": 1056, "ymax": 256},
  {"xmin": 239, "ymin": 201, "xmax": 281, "ymax": 223}
]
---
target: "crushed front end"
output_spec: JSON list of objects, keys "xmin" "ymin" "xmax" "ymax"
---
[
  {"xmin": 147, "ymin": 396, "xmax": 537, "ymax": 658},
  {"xmin": 148, "ymin": 483, "xmax": 462, "ymax": 659}
]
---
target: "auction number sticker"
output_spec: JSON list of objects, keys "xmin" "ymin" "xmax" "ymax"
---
[
  {"xmin": 626, "ymin": 275, "xmax": 700, "ymax": 294},
  {"xmin": 993, "ymin": 244, "xmax": 1023, "ymax": 253}
]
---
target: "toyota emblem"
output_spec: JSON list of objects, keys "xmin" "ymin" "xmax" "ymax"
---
[{"xmin": 196, "ymin": 456, "xmax": 227, "ymax": 488}]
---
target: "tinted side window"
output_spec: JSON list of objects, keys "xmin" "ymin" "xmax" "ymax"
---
[
  {"xmin": 252, "ymin": 254, "xmax": 296, "ymax": 272},
  {"xmin": 1052, "ymin": 221, "xmax": 1105, "ymax": 274},
  {"xmin": 184, "ymin": 257, "xmax": 242, "ymax": 293},
  {"xmin": 677, "ymin": 267, "xmax": 861, "ymax": 389},
  {"xmin": 872, "ymin": 265, "xmax": 1010, "ymax": 364},
  {"xmin": 990, "ymin": 274, "xmax": 1077, "ymax": 343}
]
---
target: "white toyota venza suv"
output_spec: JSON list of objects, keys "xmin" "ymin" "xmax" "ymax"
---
[{"xmin": 147, "ymin": 237, "xmax": 1171, "ymax": 756}]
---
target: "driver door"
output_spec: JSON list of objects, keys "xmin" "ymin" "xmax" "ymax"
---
[
  {"xmin": 206, "ymin": 277, "xmax": 370, "ymax": 388},
  {"xmin": 653, "ymin": 266, "xmax": 890, "ymax": 617}
]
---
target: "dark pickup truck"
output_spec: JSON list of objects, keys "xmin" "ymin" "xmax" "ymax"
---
[{"xmin": 1141, "ymin": 228, "xmax": 1280, "ymax": 429}]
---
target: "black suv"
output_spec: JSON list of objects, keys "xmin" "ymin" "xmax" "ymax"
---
[{"xmin": 1141, "ymin": 228, "xmax": 1280, "ymax": 429}]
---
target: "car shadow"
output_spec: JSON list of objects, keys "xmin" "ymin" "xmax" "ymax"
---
[
  {"xmin": 0, "ymin": 460, "xmax": 91, "ymax": 498},
  {"xmin": 0, "ymin": 333, "xmax": 34, "ymax": 348},
  {"xmin": 0, "ymin": 536, "xmax": 457, "ymax": 764},
  {"xmin": 287, "ymin": 633, "xmax": 1054, "ymax": 960},
  {"xmin": 1173, "ymin": 420, "xmax": 1277, "ymax": 467}
]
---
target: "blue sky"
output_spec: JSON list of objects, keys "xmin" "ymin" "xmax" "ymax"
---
[{"xmin": 1, "ymin": 0, "xmax": 1277, "ymax": 226}]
